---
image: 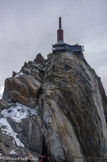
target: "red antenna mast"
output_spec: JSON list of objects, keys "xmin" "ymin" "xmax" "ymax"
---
[{"xmin": 57, "ymin": 17, "xmax": 64, "ymax": 43}]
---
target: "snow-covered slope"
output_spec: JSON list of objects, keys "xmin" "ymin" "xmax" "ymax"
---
[{"xmin": 0, "ymin": 118, "xmax": 24, "ymax": 147}]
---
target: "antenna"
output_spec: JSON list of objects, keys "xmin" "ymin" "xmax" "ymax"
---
[
  {"xmin": 57, "ymin": 17, "xmax": 64, "ymax": 43},
  {"xmin": 59, "ymin": 17, "xmax": 62, "ymax": 28}
]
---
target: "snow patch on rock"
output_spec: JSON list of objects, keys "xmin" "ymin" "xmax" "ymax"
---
[
  {"xmin": 0, "ymin": 118, "xmax": 24, "ymax": 147},
  {"xmin": 1, "ymin": 103, "xmax": 37, "ymax": 123},
  {"xmin": 10, "ymin": 150, "xmax": 17, "ymax": 154},
  {"xmin": 15, "ymin": 72, "xmax": 25, "ymax": 77}
]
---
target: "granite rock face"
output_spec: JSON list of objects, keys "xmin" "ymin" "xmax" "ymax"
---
[
  {"xmin": 0, "ymin": 52, "xmax": 107, "ymax": 162},
  {"xmin": 2, "ymin": 53, "xmax": 45, "ymax": 108}
]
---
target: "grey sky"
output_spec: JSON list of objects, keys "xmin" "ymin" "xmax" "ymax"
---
[{"xmin": 0, "ymin": 0, "xmax": 107, "ymax": 98}]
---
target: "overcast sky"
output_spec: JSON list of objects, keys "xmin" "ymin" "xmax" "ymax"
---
[{"xmin": 0, "ymin": 0, "xmax": 107, "ymax": 98}]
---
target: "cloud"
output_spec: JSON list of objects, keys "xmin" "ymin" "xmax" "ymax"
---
[{"xmin": 0, "ymin": 0, "xmax": 107, "ymax": 94}]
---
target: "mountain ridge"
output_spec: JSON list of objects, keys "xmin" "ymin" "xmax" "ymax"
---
[{"xmin": 0, "ymin": 51, "xmax": 107, "ymax": 162}]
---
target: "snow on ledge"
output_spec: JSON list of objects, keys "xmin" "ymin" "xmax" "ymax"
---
[
  {"xmin": 15, "ymin": 72, "xmax": 25, "ymax": 77},
  {"xmin": 1, "ymin": 103, "xmax": 37, "ymax": 123}
]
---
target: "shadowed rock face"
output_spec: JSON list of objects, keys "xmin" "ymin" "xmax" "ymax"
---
[{"xmin": 0, "ymin": 52, "xmax": 107, "ymax": 162}]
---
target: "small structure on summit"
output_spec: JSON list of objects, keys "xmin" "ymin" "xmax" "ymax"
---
[{"xmin": 52, "ymin": 17, "xmax": 84, "ymax": 53}]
